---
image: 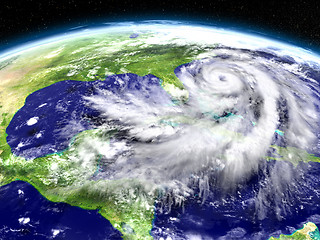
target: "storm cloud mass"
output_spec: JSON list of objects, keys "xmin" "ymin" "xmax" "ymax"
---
[{"xmin": 84, "ymin": 47, "xmax": 320, "ymax": 208}]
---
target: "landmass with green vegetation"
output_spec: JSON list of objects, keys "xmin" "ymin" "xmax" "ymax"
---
[
  {"xmin": 0, "ymin": 31, "xmax": 216, "ymax": 239},
  {"xmin": 269, "ymin": 222, "xmax": 320, "ymax": 240},
  {"xmin": 0, "ymin": 30, "xmax": 320, "ymax": 239},
  {"xmin": 0, "ymin": 128, "xmax": 156, "ymax": 239},
  {"xmin": 267, "ymin": 145, "xmax": 320, "ymax": 166}
]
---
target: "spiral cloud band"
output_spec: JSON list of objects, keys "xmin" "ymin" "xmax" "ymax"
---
[{"xmin": 84, "ymin": 47, "xmax": 320, "ymax": 200}]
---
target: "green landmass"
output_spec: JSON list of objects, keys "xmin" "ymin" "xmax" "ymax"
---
[
  {"xmin": 1, "ymin": 30, "xmax": 320, "ymax": 239},
  {"xmin": 0, "ymin": 129, "xmax": 155, "ymax": 239},
  {"xmin": 0, "ymin": 31, "xmax": 217, "ymax": 239},
  {"xmin": 267, "ymin": 145, "xmax": 320, "ymax": 166},
  {"xmin": 268, "ymin": 222, "xmax": 320, "ymax": 240},
  {"xmin": 0, "ymin": 31, "xmax": 212, "ymax": 161}
]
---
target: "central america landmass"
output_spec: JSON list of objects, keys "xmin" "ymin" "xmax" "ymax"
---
[{"xmin": 0, "ymin": 31, "xmax": 319, "ymax": 239}]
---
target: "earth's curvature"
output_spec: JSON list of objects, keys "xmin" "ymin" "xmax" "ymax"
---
[{"xmin": 0, "ymin": 20, "xmax": 320, "ymax": 239}]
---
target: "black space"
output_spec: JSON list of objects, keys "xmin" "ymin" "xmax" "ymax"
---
[{"xmin": 1, "ymin": 1, "xmax": 320, "ymax": 51}]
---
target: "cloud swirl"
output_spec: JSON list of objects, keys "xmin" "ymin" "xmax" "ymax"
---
[{"xmin": 85, "ymin": 47, "xmax": 320, "ymax": 204}]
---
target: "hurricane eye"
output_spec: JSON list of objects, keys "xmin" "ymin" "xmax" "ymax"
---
[
  {"xmin": 1, "ymin": 23, "xmax": 320, "ymax": 240},
  {"xmin": 219, "ymin": 75, "xmax": 226, "ymax": 81}
]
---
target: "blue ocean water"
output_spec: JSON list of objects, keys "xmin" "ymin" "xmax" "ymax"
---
[
  {"xmin": 3, "ymin": 73, "xmax": 170, "ymax": 239},
  {"xmin": 151, "ymin": 161, "xmax": 320, "ymax": 239},
  {"xmin": 0, "ymin": 181, "xmax": 122, "ymax": 239},
  {"xmin": 3, "ymin": 155, "xmax": 320, "ymax": 239},
  {"xmin": 6, "ymin": 73, "xmax": 167, "ymax": 160},
  {"xmin": 3, "ymin": 55, "xmax": 320, "ymax": 239}
]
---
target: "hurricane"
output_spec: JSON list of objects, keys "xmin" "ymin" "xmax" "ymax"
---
[
  {"xmin": 84, "ymin": 46, "xmax": 320, "ymax": 207},
  {"xmin": 3, "ymin": 22, "xmax": 320, "ymax": 239}
]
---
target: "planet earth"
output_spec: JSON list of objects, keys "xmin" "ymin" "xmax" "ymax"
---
[{"xmin": 1, "ymin": 20, "xmax": 320, "ymax": 240}]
